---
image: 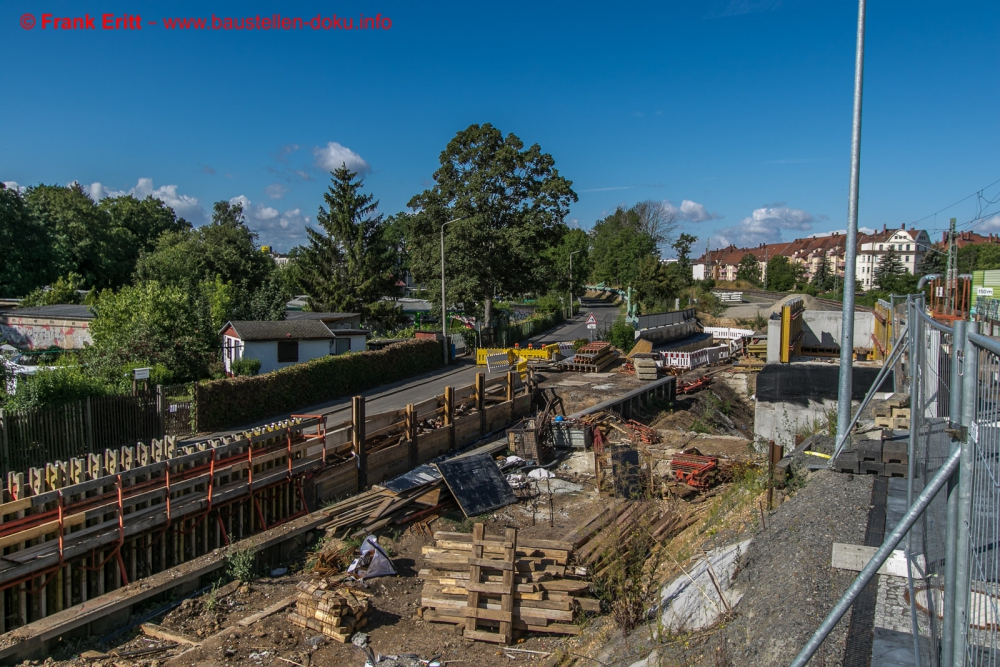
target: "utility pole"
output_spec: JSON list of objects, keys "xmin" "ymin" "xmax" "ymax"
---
[
  {"xmin": 835, "ymin": 0, "xmax": 868, "ymax": 447},
  {"xmin": 568, "ymin": 250, "xmax": 582, "ymax": 319},
  {"xmin": 946, "ymin": 217, "xmax": 957, "ymax": 315}
]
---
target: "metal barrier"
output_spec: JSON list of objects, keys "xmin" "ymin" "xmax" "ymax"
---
[{"xmin": 792, "ymin": 295, "xmax": 1000, "ymax": 667}]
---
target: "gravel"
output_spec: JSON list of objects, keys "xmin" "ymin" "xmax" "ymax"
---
[{"xmin": 702, "ymin": 469, "xmax": 873, "ymax": 666}]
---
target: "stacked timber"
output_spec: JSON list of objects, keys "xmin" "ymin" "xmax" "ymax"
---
[
  {"xmin": 419, "ymin": 525, "xmax": 598, "ymax": 643},
  {"xmin": 287, "ymin": 581, "xmax": 371, "ymax": 642},
  {"xmin": 321, "ymin": 479, "xmax": 451, "ymax": 538}
]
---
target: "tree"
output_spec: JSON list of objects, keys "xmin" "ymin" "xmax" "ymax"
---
[
  {"xmin": 20, "ymin": 273, "xmax": 85, "ymax": 306},
  {"xmin": 541, "ymin": 227, "xmax": 590, "ymax": 297},
  {"xmin": 634, "ymin": 256, "xmax": 685, "ymax": 312},
  {"xmin": 24, "ymin": 183, "xmax": 124, "ymax": 289},
  {"xmin": 88, "ymin": 281, "xmax": 216, "ymax": 383},
  {"xmin": 407, "ymin": 123, "xmax": 577, "ymax": 330},
  {"xmin": 632, "ymin": 200, "xmax": 678, "ymax": 251},
  {"xmin": 0, "ymin": 183, "xmax": 51, "ymax": 297},
  {"xmin": 810, "ymin": 256, "xmax": 834, "ymax": 292},
  {"xmin": 873, "ymin": 247, "xmax": 907, "ymax": 292},
  {"xmin": 765, "ymin": 255, "xmax": 803, "ymax": 291},
  {"xmin": 99, "ymin": 194, "xmax": 190, "ymax": 286},
  {"xmin": 670, "ymin": 234, "xmax": 698, "ymax": 287},
  {"xmin": 297, "ymin": 167, "xmax": 399, "ymax": 320},
  {"xmin": 736, "ymin": 253, "xmax": 761, "ymax": 285},
  {"xmin": 589, "ymin": 206, "xmax": 658, "ymax": 288}
]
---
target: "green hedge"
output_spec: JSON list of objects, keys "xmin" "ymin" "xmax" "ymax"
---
[{"xmin": 193, "ymin": 339, "xmax": 442, "ymax": 432}]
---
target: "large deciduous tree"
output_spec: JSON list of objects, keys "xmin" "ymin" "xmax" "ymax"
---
[
  {"xmin": 589, "ymin": 206, "xmax": 660, "ymax": 288},
  {"xmin": 765, "ymin": 255, "xmax": 803, "ymax": 291},
  {"xmin": 0, "ymin": 183, "xmax": 51, "ymax": 297},
  {"xmin": 297, "ymin": 167, "xmax": 399, "ymax": 322},
  {"xmin": 407, "ymin": 123, "xmax": 577, "ymax": 329}
]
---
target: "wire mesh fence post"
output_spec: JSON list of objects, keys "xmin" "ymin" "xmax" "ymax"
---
[
  {"xmin": 953, "ymin": 323, "xmax": 979, "ymax": 665},
  {"xmin": 943, "ymin": 317, "xmax": 965, "ymax": 663},
  {"xmin": 906, "ymin": 297, "xmax": 923, "ymax": 666}
]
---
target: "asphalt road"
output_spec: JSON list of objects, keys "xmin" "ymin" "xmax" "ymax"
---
[{"xmin": 183, "ymin": 298, "xmax": 624, "ymax": 443}]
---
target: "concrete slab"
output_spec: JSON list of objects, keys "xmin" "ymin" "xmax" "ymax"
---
[{"xmin": 871, "ymin": 627, "xmax": 931, "ymax": 667}]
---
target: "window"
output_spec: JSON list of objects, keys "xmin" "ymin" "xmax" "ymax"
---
[
  {"xmin": 277, "ymin": 340, "xmax": 299, "ymax": 363},
  {"xmin": 905, "ymin": 256, "xmax": 910, "ymax": 262},
  {"xmin": 907, "ymin": 244, "xmax": 912, "ymax": 251},
  {"xmin": 879, "ymin": 244, "xmax": 883, "ymax": 250}
]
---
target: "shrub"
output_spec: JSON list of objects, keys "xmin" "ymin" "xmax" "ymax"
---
[
  {"xmin": 193, "ymin": 339, "xmax": 442, "ymax": 432},
  {"xmin": 603, "ymin": 317, "xmax": 637, "ymax": 353},
  {"xmin": 230, "ymin": 357, "xmax": 261, "ymax": 377},
  {"xmin": 225, "ymin": 544, "xmax": 258, "ymax": 584},
  {"xmin": 4, "ymin": 365, "xmax": 112, "ymax": 411}
]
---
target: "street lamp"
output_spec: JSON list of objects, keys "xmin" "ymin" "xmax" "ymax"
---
[
  {"xmin": 568, "ymin": 250, "xmax": 582, "ymax": 319},
  {"xmin": 441, "ymin": 216, "xmax": 468, "ymax": 364}
]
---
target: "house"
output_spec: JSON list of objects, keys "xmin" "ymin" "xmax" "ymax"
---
[
  {"xmin": 0, "ymin": 304, "xmax": 95, "ymax": 350},
  {"xmin": 220, "ymin": 318, "xmax": 370, "ymax": 375},
  {"xmin": 856, "ymin": 225, "xmax": 931, "ymax": 290}
]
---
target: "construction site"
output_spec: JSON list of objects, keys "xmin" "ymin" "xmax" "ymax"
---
[{"xmin": 0, "ymin": 275, "xmax": 991, "ymax": 667}]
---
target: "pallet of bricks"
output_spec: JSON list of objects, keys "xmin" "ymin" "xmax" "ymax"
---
[
  {"xmin": 288, "ymin": 580, "xmax": 372, "ymax": 643},
  {"xmin": 419, "ymin": 524, "xmax": 599, "ymax": 643},
  {"xmin": 874, "ymin": 393, "xmax": 910, "ymax": 430}
]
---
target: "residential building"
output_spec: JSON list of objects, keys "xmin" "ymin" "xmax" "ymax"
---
[
  {"xmin": 0, "ymin": 304, "xmax": 94, "ymax": 350},
  {"xmin": 856, "ymin": 225, "xmax": 932, "ymax": 290},
  {"xmin": 945, "ymin": 230, "xmax": 1000, "ymax": 250},
  {"xmin": 220, "ymin": 319, "xmax": 369, "ymax": 375},
  {"xmin": 284, "ymin": 311, "xmax": 362, "ymax": 329}
]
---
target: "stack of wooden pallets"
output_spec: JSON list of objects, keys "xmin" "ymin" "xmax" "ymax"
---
[
  {"xmin": 287, "ymin": 581, "xmax": 371, "ymax": 643},
  {"xmin": 419, "ymin": 525, "xmax": 598, "ymax": 643}
]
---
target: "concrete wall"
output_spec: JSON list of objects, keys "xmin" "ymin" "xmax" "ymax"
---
[
  {"xmin": 801, "ymin": 310, "xmax": 875, "ymax": 350},
  {"xmin": 635, "ymin": 319, "xmax": 698, "ymax": 345},
  {"xmin": 754, "ymin": 362, "xmax": 894, "ymax": 450},
  {"xmin": 766, "ymin": 319, "xmax": 782, "ymax": 363}
]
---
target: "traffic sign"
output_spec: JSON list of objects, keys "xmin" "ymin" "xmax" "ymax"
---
[
  {"xmin": 585, "ymin": 312, "xmax": 598, "ymax": 326},
  {"xmin": 587, "ymin": 324, "xmax": 597, "ymax": 329}
]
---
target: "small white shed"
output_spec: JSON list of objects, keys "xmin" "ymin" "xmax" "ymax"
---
[{"xmin": 220, "ymin": 320, "xmax": 335, "ymax": 375}]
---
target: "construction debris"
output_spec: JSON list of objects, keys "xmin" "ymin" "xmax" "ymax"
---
[
  {"xmin": 677, "ymin": 375, "xmax": 712, "ymax": 394},
  {"xmin": 288, "ymin": 581, "xmax": 372, "ymax": 643}
]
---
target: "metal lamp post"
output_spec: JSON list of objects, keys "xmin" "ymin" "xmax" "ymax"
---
[
  {"xmin": 440, "ymin": 216, "xmax": 467, "ymax": 365},
  {"xmin": 568, "ymin": 250, "xmax": 582, "ymax": 319}
]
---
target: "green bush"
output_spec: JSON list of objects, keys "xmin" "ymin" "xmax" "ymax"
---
[
  {"xmin": 3, "ymin": 365, "xmax": 112, "ymax": 411},
  {"xmin": 230, "ymin": 357, "xmax": 262, "ymax": 377},
  {"xmin": 604, "ymin": 317, "xmax": 637, "ymax": 353},
  {"xmin": 194, "ymin": 339, "xmax": 442, "ymax": 432}
]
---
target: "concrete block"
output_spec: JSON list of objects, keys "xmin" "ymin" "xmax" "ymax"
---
[
  {"xmin": 833, "ymin": 450, "xmax": 859, "ymax": 474},
  {"xmin": 885, "ymin": 462, "xmax": 908, "ymax": 478},
  {"xmin": 885, "ymin": 393, "xmax": 911, "ymax": 409},
  {"xmin": 890, "ymin": 407, "xmax": 911, "ymax": 420},
  {"xmin": 875, "ymin": 416, "xmax": 892, "ymax": 428},
  {"xmin": 890, "ymin": 417, "xmax": 910, "ymax": 430},
  {"xmin": 858, "ymin": 439, "xmax": 883, "ymax": 462},
  {"xmin": 860, "ymin": 460, "xmax": 885, "ymax": 476},
  {"xmin": 882, "ymin": 440, "xmax": 909, "ymax": 464}
]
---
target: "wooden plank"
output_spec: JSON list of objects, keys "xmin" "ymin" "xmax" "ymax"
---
[
  {"xmin": 140, "ymin": 623, "xmax": 200, "ymax": 646},
  {"xmin": 464, "ymin": 523, "xmax": 485, "ymax": 637},
  {"xmin": 830, "ymin": 542, "xmax": 926, "ymax": 578},
  {"xmin": 500, "ymin": 527, "xmax": 517, "ymax": 643}
]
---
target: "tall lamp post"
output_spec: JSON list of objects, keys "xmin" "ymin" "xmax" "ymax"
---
[
  {"xmin": 568, "ymin": 250, "xmax": 582, "ymax": 319},
  {"xmin": 441, "ymin": 216, "xmax": 467, "ymax": 365}
]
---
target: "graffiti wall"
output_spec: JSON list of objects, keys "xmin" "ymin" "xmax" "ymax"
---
[{"xmin": 0, "ymin": 319, "xmax": 93, "ymax": 350}]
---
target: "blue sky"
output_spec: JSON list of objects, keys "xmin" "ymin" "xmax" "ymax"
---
[{"xmin": 3, "ymin": 0, "xmax": 999, "ymax": 254}]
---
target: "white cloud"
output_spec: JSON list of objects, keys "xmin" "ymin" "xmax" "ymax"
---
[
  {"xmin": 229, "ymin": 196, "xmax": 312, "ymax": 252},
  {"xmin": 713, "ymin": 205, "xmax": 825, "ymax": 247},
  {"xmin": 313, "ymin": 142, "xmax": 371, "ymax": 175},
  {"xmin": 3, "ymin": 181, "xmax": 25, "ymax": 193},
  {"xmin": 976, "ymin": 215, "xmax": 1000, "ymax": 233},
  {"xmin": 83, "ymin": 178, "xmax": 207, "ymax": 223},
  {"xmin": 662, "ymin": 199, "xmax": 722, "ymax": 223},
  {"xmin": 265, "ymin": 183, "xmax": 288, "ymax": 199}
]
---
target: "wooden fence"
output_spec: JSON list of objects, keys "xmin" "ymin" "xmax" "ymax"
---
[{"xmin": 0, "ymin": 391, "xmax": 162, "ymax": 478}]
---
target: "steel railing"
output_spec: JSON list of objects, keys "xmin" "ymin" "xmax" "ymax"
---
[{"xmin": 792, "ymin": 294, "xmax": 999, "ymax": 667}]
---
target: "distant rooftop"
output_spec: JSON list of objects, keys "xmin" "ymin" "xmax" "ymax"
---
[
  {"xmin": 284, "ymin": 311, "xmax": 359, "ymax": 322},
  {"xmin": 0, "ymin": 304, "xmax": 95, "ymax": 320}
]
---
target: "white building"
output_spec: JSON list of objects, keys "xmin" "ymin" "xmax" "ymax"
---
[
  {"xmin": 856, "ymin": 225, "xmax": 932, "ymax": 290},
  {"xmin": 220, "ymin": 319, "xmax": 368, "ymax": 375}
]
